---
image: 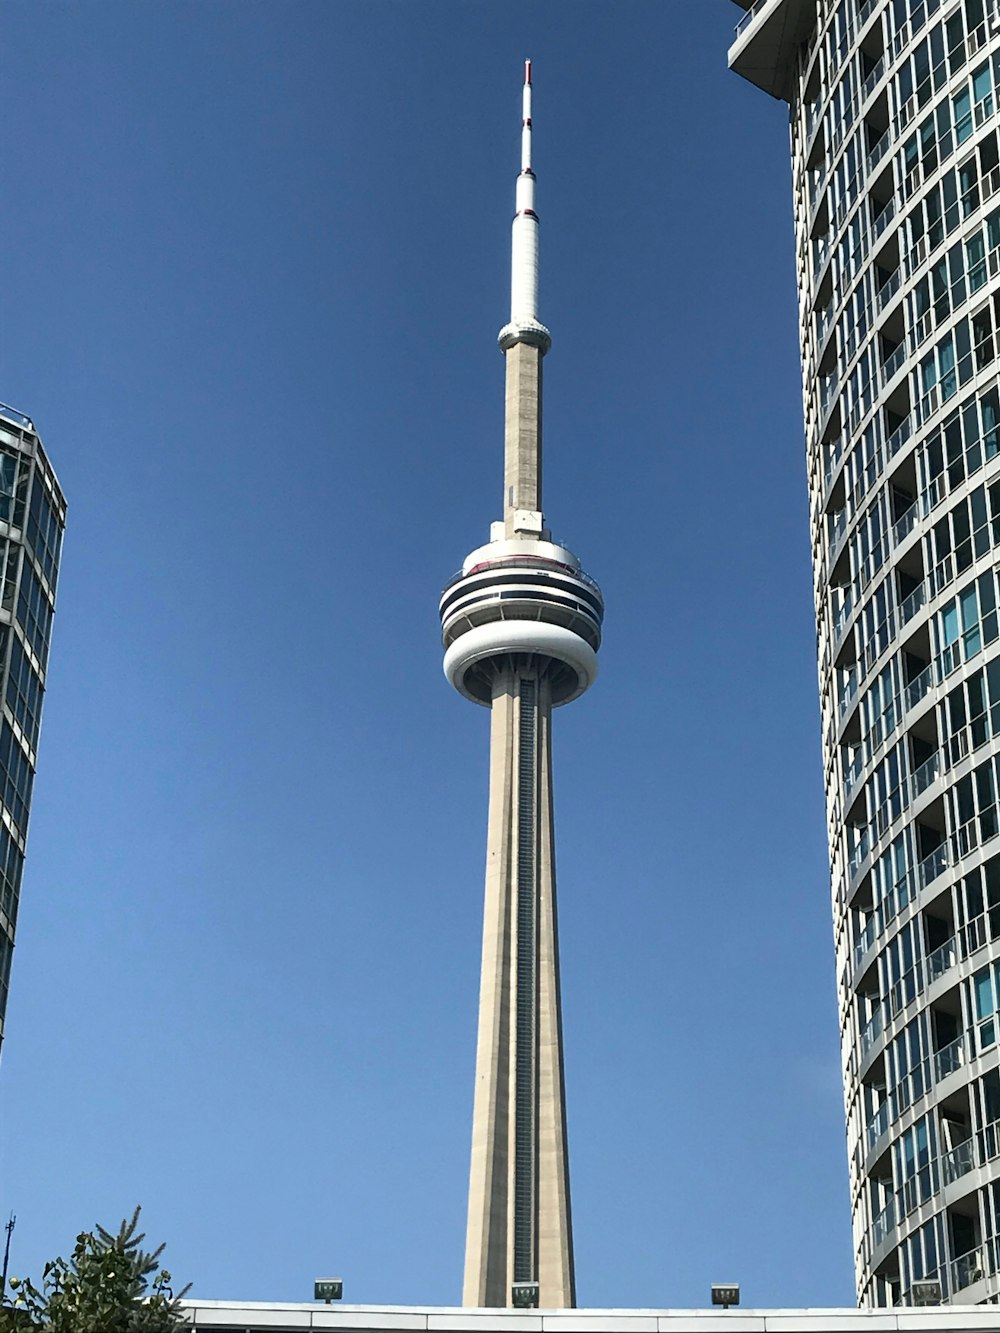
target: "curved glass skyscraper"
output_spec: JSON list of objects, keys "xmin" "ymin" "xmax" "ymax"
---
[
  {"xmin": 0, "ymin": 402, "xmax": 64, "ymax": 1055},
  {"xmin": 731, "ymin": 0, "xmax": 1000, "ymax": 1309}
]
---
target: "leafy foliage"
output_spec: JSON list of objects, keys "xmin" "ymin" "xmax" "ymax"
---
[{"xmin": 0, "ymin": 1207, "xmax": 189, "ymax": 1331}]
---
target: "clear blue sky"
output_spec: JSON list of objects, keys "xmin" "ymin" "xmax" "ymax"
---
[{"xmin": 0, "ymin": 0, "xmax": 854, "ymax": 1312}]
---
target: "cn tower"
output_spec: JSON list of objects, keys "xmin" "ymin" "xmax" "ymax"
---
[{"xmin": 439, "ymin": 63, "xmax": 602, "ymax": 1311}]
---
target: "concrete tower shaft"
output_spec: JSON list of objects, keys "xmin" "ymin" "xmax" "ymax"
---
[
  {"xmin": 463, "ymin": 667, "xmax": 574, "ymax": 1308},
  {"xmin": 503, "ymin": 341, "xmax": 544, "ymax": 538},
  {"xmin": 441, "ymin": 63, "xmax": 600, "ymax": 1310}
]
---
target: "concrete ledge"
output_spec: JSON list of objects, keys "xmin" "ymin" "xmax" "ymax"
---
[
  {"xmin": 180, "ymin": 1305, "xmax": 1000, "ymax": 1333},
  {"xmin": 727, "ymin": 0, "xmax": 816, "ymax": 101}
]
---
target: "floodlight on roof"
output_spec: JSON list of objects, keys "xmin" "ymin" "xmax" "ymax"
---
[{"xmin": 711, "ymin": 1284, "xmax": 740, "ymax": 1309}]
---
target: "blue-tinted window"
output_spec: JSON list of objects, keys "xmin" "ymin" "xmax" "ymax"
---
[
  {"xmin": 972, "ymin": 962, "xmax": 1000, "ymax": 1049},
  {"xmin": 16, "ymin": 563, "xmax": 53, "ymax": 666},
  {"xmin": 0, "ymin": 543, "xmax": 19, "ymax": 616},
  {"xmin": 26, "ymin": 476, "xmax": 61, "ymax": 590},
  {"xmin": 0, "ymin": 721, "xmax": 33, "ymax": 837},
  {"xmin": 0, "ymin": 448, "xmax": 28, "ymax": 529},
  {"xmin": 0, "ymin": 824, "xmax": 23, "ymax": 929},
  {"xmin": 7, "ymin": 635, "xmax": 43, "ymax": 752},
  {"xmin": 936, "ymin": 572, "xmax": 999, "ymax": 661},
  {"xmin": 954, "ymin": 86, "xmax": 972, "ymax": 142},
  {"xmin": 0, "ymin": 931, "xmax": 11, "ymax": 1024}
]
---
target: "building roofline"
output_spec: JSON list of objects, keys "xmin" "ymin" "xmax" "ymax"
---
[
  {"xmin": 727, "ymin": 0, "xmax": 816, "ymax": 101},
  {"xmin": 180, "ymin": 1302, "xmax": 1000, "ymax": 1330}
]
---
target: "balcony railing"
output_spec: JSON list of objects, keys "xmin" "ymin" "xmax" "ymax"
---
[
  {"xmin": 832, "ymin": 426, "xmax": 997, "ymax": 735},
  {"xmin": 881, "ymin": 340, "xmax": 908, "ymax": 383},
  {"xmin": 848, "ymin": 783, "xmax": 1000, "ymax": 997},
  {"xmin": 867, "ymin": 125, "xmax": 893, "ymax": 174},
  {"xmin": 867, "ymin": 1099, "xmax": 890, "ymax": 1150},
  {"xmin": 842, "ymin": 830, "xmax": 946, "ymax": 939},
  {"xmin": 865, "ymin": 1115, "xmax": 1000, "ymax": 1263},
  {"xmin": 832, "ymin": 510, "xmax": 996, "ymax": 736},
  {"xmin": 833, "ymin": 592, "xmax": 855, "ymax": 645},
  {"xmin": 845, "ymin": 751, "xmax": 940, "ymax": 889},
  {"xmin": 828, "ymin": 509, "xmax": 848, "ymax": 557},
  {"xmin": 911, "ymin": 749, "xmax": 940, "ymax": 798},
  {"xmin": 898, "ymin": 581, "xmax": 926, "ymax": 628},
  {"xmin": 838, "ymin": 669, "xmax": 860, "ymax": 719},
  {"xmin": 0, "ymin": 403, "xmax": 33, "ymax": 431},
  {"xmin": 853, "ymin": 916, "xmax": 877, "ymax": 971},
  {"xmin": 892, "ymin": 498, "xmax": 919, "ymax": 546},
  {"xmin": 817, "ymin": 107, "xmax": 1000, "ymax": 402},
  {"xmin": 872, "ymin": 1195, "xmax": 895, "ymax": 1248},
  {"xmin": 903, "ymin": 661, "xmax": 933, "ymax": 710},
  {"xmin": 798, "ymin": 0, "xmax": 883, "ymax": 163},
  {"xmin": 864, "ymin": 1035, "xmax": 967, "ymax": 1153},
  {"xmin": 843, "ymin": 748, "xmax": 866, "ymax": 800},
  {"xmin": 902, "ymin": 1228, "xmax": 1000, "ymax": 1303},
  {"xmin": 839, "ymin": 664, "xmax": 932, "ymax": 809},
  {"xmin": 733, "ymin": 0, "xmax": 769, "ymax": 39},
  {"xmin": 935, "ymin": 1033, "xmax": 966, "ymax": 1079},
  {"xmin": 812, "ymin": 108, "xmax": 1000, "ymax": 502},
  {"xmin": 940, "ymin": 1134, "xmax": 976, "ymax": 1185}
]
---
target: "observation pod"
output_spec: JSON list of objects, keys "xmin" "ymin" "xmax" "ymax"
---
[{"xmin": 439, "ymin": 538, "xmax": 603, "ymax": 707}]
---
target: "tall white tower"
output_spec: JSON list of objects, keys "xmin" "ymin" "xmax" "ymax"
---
[{"xmin": 439, "ymin": 62, "xmax": 603, "ymax": 1310}]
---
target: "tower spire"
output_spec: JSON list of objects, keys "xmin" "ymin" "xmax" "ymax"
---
[
  {"xmin": 500, "ymin": 60, "xmax": 550, "ymax": 540},
  {"xmin": 522, "ymin": 59, "xmax": 532, "ymax": 170},
  {"xmin": 500, "ymin": 59, "xmax": 551, "ymax": 354}
]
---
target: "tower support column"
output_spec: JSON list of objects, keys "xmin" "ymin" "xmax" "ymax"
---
[
  {"xmin": 504, "ymin": 343, "xmax": 543, "ymax": 532},
  {"xmin": 463, "ymin": 662, "xmax": 575, "ymax": 1309}
]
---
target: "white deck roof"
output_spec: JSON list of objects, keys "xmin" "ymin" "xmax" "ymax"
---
[{"xmin": 179, "ymin": 1303, "xmax": 1000, "ymax": 1332}]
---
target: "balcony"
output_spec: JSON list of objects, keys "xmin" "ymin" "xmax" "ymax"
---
[
  {"xmin": 852, "ymin": 916, "xmax": 877, "ymax": 972},
  {"xmin": 871, "ymin": 1195, "xmax": 895, "ymax": 1248},
  {"xmin": 848, "ymin": 903, "xmax": 1000, "ymax": 1085},
  {"xmin": 842, "ymin": 834, "xmax": 945, "ymax": 940},
  {"xmin": 865, "ymin": 1118, "xmax": 1000, "ymax": 1270},
  {"xmin": 729, "ymin": 0, "xmax": 817, "ymax": 101},
  {"xmin": 902, "ymin": 1230, "xmax": 1000, "ymax": 1303},
  {"xmin": 0, "ymin": 403, "xmax": 33, "ymax": 432},
  {"xmin": 863, "ymin": 1035, "xmax": 968, "ymax": 1154},
  {"xmin": 860, "ymin": 1006, "xmax": 884, "ymax": 1058}
]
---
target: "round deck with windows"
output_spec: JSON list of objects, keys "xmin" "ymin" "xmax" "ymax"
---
[{"xmin": 440, "ymin": 539, "xmax": 603, "ymax": 706}]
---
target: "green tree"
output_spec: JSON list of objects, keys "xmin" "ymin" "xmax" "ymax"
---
[{"xmin": 0, "ymin": 1207, "xmax": 190, "ymax": 1331}]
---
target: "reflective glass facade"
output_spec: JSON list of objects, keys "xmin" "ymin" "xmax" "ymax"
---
[
  {"xmin": 0, "ymin": 403, "xmax": 65, "ymax": 1052},
  {"xmin": 730, "ymin": 0, "xmax": 1000, "ymax": 1309}
]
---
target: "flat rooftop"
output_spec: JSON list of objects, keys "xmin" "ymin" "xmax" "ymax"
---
[{"xmin": 179, "ymin": 1304, "xmax": 1000, "ymax": 1332}]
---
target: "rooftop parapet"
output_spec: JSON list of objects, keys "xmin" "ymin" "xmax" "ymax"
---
[
  {"xmin": 180, "ymin": 1304, "xmax": 1000, "ymax": 1331},
  {"xmin": 0, "ymin": 402, "xmax": 35, "ymax": 433},
  {"xmin": 728, "ymin": 0, "xmax": 817, "ymax": 102}
]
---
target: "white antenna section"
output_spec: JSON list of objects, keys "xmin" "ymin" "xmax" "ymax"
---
[
  {"xmin": 511, "ymin": 59, "xmax": 538, "ymax": 325},
  {"xmin": 499, "ymin": 59, "xmax": 551, "ymax": 354}
]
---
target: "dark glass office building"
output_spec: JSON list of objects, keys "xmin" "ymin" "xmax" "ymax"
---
[{"xmin": 0, "ymin": 402, "xmax": 65, "ymax": 1052}]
